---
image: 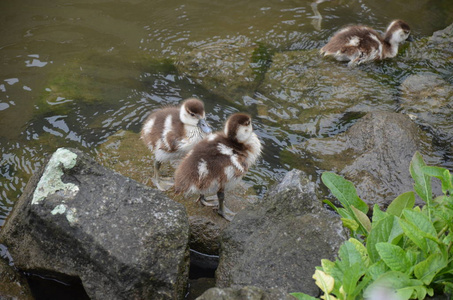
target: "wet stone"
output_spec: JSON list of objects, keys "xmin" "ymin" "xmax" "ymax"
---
[
  {"xmin": 216, "ymin": 170, "xmax": 346, "ymax": 296},
  {"xmin": 0, "ymin": 148, "xmax": 190, "ymax": 300},
  {"xmin": 96, "ymin": 130, "xmax": 258, "ymax": 255},
  {"xmin": 286, "ymin": 112, "xmax": 441, "ymax": 208},
  {"xmin": 175, "ymin": 37, "xmax": 270, "ymax": 104},
  {"xmin": 256, "ymin": 49, "xmax": 395, "ymax": 137},
  {"xmin": 400, "ymin": 72, "xmax": 453, "ymax": 143},
  {"xmin": 196, "ymin": 286, "xmax": 295, "ymax": 300}
]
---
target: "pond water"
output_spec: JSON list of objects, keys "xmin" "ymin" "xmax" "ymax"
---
[{"xmin": 1, "ymin": 0, "xmax": 453, "ymax": 227}]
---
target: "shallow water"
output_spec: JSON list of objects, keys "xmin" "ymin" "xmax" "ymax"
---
[{"xmin": 1, "ymin": 0, "xmax": 453, "ymax": 227}]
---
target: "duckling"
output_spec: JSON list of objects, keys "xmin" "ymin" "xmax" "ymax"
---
[
  {"xmin": 141, "ymin": 98, "xmax": 212, "ymax": 190},
  {"xmin": 320, "ymin": 19, "xmax": 411, "ymax": 67},
  {"xmin": 174, "ymin": 113, "xmax": 262, "ymax": 221}
]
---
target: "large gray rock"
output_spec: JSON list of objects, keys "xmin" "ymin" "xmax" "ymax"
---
[
  {"xmin": 287, "ymin": 112, "xmax": 439, "ymax": 208},
  {"xmin": 0, "ymin": 148, "xmax": 190, "ymax": 300},
  {"xmin": 96, "ymin": 130, "xmax": 256, "ymax": 256},
  {"xmin": 216, "ymin": 170, "xmax": 346, "ymax": 296},
  {"xmin": 196, "ymin": 286, "xmax": 296, "ymax": 300}
]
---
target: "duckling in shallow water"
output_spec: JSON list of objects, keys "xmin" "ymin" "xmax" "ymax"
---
[
  {"xmin": 320, "ymin": 19, "xmax": 411, "ymax": 67},
  {"xmin": 174, "ymin": 113, "xmax": 262, "ymax": 221},
  {"xmin": 141, "ymin": 98, "xmax": 212, "ymax": 190}
]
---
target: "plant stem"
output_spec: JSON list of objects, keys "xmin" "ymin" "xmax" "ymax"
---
[{"xmin": 438, "ymin": 224, "xmax": 449, "ymax": 239}]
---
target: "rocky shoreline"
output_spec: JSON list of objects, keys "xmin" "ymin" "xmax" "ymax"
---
[{"xmin": 0, "ymin": 23, "xmax": 452, "ymax": 300}]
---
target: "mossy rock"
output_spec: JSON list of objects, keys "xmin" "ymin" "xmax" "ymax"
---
[
  {"xmin": 402, "ymin": 23, "xmax": 453, "ymax": 74},
  {"xmin": 256, "ymin": 49, "xmax": 395, "ymax": 137},
  {"xmin": 35, "ymin": 49, "xmax": 161, "ymax": 116},
  {"xmin": 175, "ymin": 37, "xmax": 272, "ymax": 104},
  {"xmin": 399, "ymin": 72, "xmax": 453, "ymax": 142}
]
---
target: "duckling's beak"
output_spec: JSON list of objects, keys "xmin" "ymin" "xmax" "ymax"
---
[
  {"xmin": 406, "ymin": 35, "xmax": 414, "ymax": 42},
  {"xmin": 198, "ymin": 118, "xmax": 212, "ymax": 134}
]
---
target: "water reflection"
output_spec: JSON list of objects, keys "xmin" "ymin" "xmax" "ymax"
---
[{"xmin": 0, "ymin": 0, "xmax": 452, "ymax": 225}]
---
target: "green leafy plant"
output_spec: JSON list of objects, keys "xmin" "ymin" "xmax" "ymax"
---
[{"xmin": 291, "ymin": 152, "xmax": 453, "ymax": 300}]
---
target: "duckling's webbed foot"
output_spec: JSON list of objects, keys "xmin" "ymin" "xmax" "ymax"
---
[
  {"xmin": 197, "ymin": 194, "xmax": 219, "ymax": 207},
  {"xmin": 216, "ymin": 191, "xmax": 236, "ymax": 222}
]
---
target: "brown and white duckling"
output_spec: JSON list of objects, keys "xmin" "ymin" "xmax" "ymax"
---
[
  {"xmin": 320, "ymin": 19, "xmax": 411, "ymax": 67},
  {"xmin": 174, "ymin": 113, "xmax": 262, "ymax": 221},
  {"xmin": 141, "ymin": 98, "xmax": 212, "ymax": 190}
]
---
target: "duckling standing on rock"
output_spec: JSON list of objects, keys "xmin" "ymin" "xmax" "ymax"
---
[
  {"xmin": 174, "ymin": 113, "xmax": 262, "ymax": 221},
  {"xmin": 320, "ymin": 19, "xmax": 411, "ymax": 67},
  {"xmin": 141, "ymin": 98, "xmax": 212, "ymax": 190}
]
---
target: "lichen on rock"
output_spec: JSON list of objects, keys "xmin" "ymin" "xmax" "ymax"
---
[{"xmin": 32, "ymin": 148, "xmax": 79, "ymax": 205}]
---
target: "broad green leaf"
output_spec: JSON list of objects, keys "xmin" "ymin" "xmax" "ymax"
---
[
  {"xmin": 395, "ymin": 287, "xmax": 415, "ymax": 300},
  {"xmin": 402, "ymin": 209, "xmax": 439, "ymax": 252},
  {"xmin": 321, "ymin": 259, "xmax": 335, "ymax": 274},
  {"xmin": 375, "ymin": 243, "xmax": 410, "ymax": 273},
  {"xmin": 342, "ymin": 263, "xmax": 365, "ymax": 297},
  {"xmin": 349, "ymin": 238, "xmax": 370, "ymax": 267},
  {"xmin": 399, "ymin": 218, "xmax": 429, "ymax": 254},
  {"xmin": 338, "ymin": 241, "xmax": 367, "ymax": 271},
  {"xmin": 337, "ymin": 207, "xmax": 353, "ymax": 220},
  {"xmin": 313, "ymin": 270, "xmax": 334, "ymax": 294},
  {"xmin": 405, "ymin": 250, "xmax": 418, "ymax": 268},
  {"xmin": 364, "ymin": 271, "xmax": 424, "ymax": 299},
  {"xmin": 368, "ymin": 261, "xmax": 388, "ymax": 281},
  {"xmin": 412, "ymin": 285, "xmax": 432, "ymax": 299},
  {"xmin": 422, "ymin": 166, "xmax": 453, "ymax": 195},
  {"xmin": 410, "ymin": 152, "xmax": 432, "ymax": 205},
  {"xmin": 372, "ymin": 204, "xmax": 387, "ymax": 224},
  {"xmin": 351, "ymin": 205, "xmax": 371, "ymax": 233},
  {"xmin": 386, "ymin": 192, "xmax": 415, "ymax": 217},
  {"xmin": 414, "ymin": 253, "xmax": 448, "ymax": 285},
  {"xmin": 322, "ymin": 172, "xmax": 369, "ymax": 214},
  {"xmin": 367, "ymin": 215, "xmax": 403, "ymax": 262},
  {"xmin": 402, "ymin": 209, "xmax": 437, "ymax": 237},
  {"xmin": 341, "ymin": 218, "xmax": 359, "ymax": 232},
  {"xmin": 290, "ymin": 293, "xmax": 318, "ymax": 300}
]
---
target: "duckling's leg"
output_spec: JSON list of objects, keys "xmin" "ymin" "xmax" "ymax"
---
[
  {"xmin": 197, "ymin": 194, "xmax": 219, "ymax": 207},
  {"xmin": 153, "ymin": 160, "xmax": 172, "ymax": 191},
  {"xmin": 217, "ymin": 191, "xmax": 236, "ymax": 221},
  {"xmin": 154, "ymin": 160, "xmax": 161, "ymax": 181}
]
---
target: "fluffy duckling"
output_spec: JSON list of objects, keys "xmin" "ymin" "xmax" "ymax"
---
[
  {"xmin": 174, "ymin": 113, "xmax": 262, "ymax": 221},
  {"xmin": 320, "ymin": 19, "xmax": 411, "ymax": 67},
  {"xmin": 141, "ymin": 98, "xmax": 212, "ymax": 190}
]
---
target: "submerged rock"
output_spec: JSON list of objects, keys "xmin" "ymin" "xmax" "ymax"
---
[
  {"xmin": 404, "ymin": 22, "xmax": 453, "ymax": 75},
  {"xmin": 196, "ymin": 286, "xmax": 295, "ymax": 300},
  {"xmin": 0, "ymin": 257, "xmax": 33, "ymax": 300},
  {"xmin": 287, "ymin": 112, "xmax": 439, "ymax": 208},
  {"xmin": 175, "ymin": 37, "xmax": 271, "ymax": 104},
  {"xmin": 216, "ymin": 170, "xmax": 346, "ymax": 296},
  {"xmin": 0, "ymin": 148, "xmax": 190, "ymax": 300},
  {"xmin": 256, "ymin": 49, "xmax": 395, "ymax": 137},
  {"xmin": 400, "ymin": 72, "xmax": 453, "ymax": 143}
]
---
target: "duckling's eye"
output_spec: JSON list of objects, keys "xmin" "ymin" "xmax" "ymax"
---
[{"xmin": 190, "ymin": 113, "xmax": 195, "ymax": 117}]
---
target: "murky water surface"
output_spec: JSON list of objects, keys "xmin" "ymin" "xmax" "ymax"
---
[{"xmin": 1, "ymin": 0, "xmax": 453, "ymax": 226}]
